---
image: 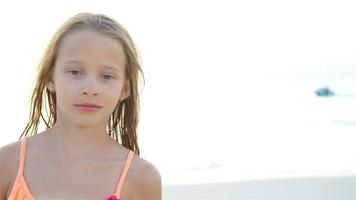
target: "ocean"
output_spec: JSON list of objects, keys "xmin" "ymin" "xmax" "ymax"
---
[{"xmin": 139, "ymin": 67, "xmax": 356, "ymax": 198}]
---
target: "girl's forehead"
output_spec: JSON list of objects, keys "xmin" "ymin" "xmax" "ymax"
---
[{"xmin": 56, "ymin": 30, "xmax": 126, "ymax": 68}]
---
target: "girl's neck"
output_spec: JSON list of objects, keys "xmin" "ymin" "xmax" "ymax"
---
[{"xmin": 47, "ymin": 121, "xmax": 114, "ymax": 162}]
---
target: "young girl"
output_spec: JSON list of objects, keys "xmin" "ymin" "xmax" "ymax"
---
[{"xmin": 0, "ymin": 13, "xmax": 161, "ymax": 200}]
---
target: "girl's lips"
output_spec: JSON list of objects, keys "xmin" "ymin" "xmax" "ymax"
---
[
  {"xmin": 74, "ymin": 103, "xmax": 102, "ymax": 111},
  {"xmin": 74, "ymin": 103, "xmax": 102, "ymax": 108}
]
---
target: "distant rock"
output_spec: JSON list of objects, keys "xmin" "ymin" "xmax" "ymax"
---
[{"xmin": 315, "ymin": 86, "xmax": 335, "ymax": 97}]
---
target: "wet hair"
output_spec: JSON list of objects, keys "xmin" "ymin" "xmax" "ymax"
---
[{"xmin": 20, "ymin": 13, "xmax": 143, "ymax": 155}]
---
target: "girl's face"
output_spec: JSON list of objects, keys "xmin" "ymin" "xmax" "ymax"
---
[{"xmin": 47, "ymin": 30, "xmax": 129, "ymax": 127}]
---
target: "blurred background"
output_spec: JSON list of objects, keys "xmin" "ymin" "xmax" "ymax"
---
[{"xmin": 0, "ymin": 0, "xmax": 355, "ymax": 199}]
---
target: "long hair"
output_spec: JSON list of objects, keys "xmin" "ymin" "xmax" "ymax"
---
[{"xmin": 19, "ymin": 13, "xmax": 143, "ymax": 155}]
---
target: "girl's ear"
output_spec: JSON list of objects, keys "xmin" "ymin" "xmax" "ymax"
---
[
  {"xmin": 120, "ymin": 79, "xmax": 130, "ymax": 101},
  {"xmin": 45, "ymin": 70, "xmax": 56, "ymax": 92},
  {"xmin": 45, "ymin": 80, "xmax": 55, "ymax": 93}
]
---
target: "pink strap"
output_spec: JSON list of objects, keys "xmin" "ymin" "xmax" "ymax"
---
[
  {"xmin": 19, "ymin": 138, "xmax": 27, "ymax": 174},
  {"xmin": 115, "ymin": 150, "xmax": 135, "ymax": 197}
]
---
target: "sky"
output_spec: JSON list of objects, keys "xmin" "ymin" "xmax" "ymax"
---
[{"xmin": 0, "ymin": 0, "xmax": 356, "ymax": 185}]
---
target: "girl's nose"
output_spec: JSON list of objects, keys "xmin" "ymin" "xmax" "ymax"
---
[{"xmin": 80, "ymin": 78, "xmax": 99, "ymax": 96}]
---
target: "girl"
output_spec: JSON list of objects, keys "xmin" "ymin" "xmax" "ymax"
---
[{"xmin": 0, "ymin": 13, "xmax": 161, "ymax": 200}]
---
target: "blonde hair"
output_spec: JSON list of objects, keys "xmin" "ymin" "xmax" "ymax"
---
[{"xmin": 20, "ymin": 13, "xmax": 143, "ymax": 155}]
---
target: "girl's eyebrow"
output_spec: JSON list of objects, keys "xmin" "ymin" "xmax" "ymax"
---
[
  {"xmin": 102, "ymin": 65, "xmax": 121, "ymax": 72},
  {"xmin": 63, "ymin": 59, "xmax": 83, "ymax": 65},
  {"xmin": 63, "ymin": 60, "xmax": 121, "ymax": 72}
]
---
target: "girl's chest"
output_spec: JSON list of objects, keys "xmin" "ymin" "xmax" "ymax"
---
[{"xmin": 23, "ymin": 157, "xmax": 126, "ymax": 199}]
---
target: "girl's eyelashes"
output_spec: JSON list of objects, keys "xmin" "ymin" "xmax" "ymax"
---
[
  {"xmin": 66, "ymin": 69, "xmax": 117, "ymax": 80},
  {"xmin": 102, "ymin": 73, "xmax": 117, "ymax": 80},
  {"xmin": 68, "ymin": 69, "xmax": 82, "ymax": 76}
]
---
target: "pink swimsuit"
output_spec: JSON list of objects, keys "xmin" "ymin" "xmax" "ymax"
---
[{"xmin": 8, "ymin": 138, "xmax": 135, "ymax": 200}]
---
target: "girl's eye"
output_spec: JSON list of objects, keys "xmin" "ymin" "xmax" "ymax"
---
[
  {"xmin": 103, "ymin": 74, "xmax": 115, "ymax": 80},
  {"xmin": 69, "ymin": 70, "xmax": 82, "ymax": 76}
]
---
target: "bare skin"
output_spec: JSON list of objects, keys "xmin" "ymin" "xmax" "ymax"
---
[
  {"xmin": 0, "ymin": 130, "xmax": 161, "ymax": 199},
  {"xmin": 0, "ymin": 30, "xmax": 161, "ymax": 199}
]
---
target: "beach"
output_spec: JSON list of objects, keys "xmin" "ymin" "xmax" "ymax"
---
[{"xmin": 163, "ymin": 176, "xmax": 355, "ymax": 200}]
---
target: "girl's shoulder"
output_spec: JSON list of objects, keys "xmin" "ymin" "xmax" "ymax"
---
[
  {"xmin": 0, "ymin": 139, "xmax": 22, "ymax": 175},
  {"xmin": 0, "ymin": 139, "xmax": 22, "ymax": 198},
  {"xmin": 0, "ymin": 134, "xmax": 42, "ymax": 193},
  {"xmin": 131, "ymin": 155, "xmax": 161, "ymax": 181},
  {"xmin": 0, "ymin": 138, "xmax": 22, "ymax": 162},
  {"xmin": 124, "ymin": 154, "xmax": 162, "ymax": 199}
]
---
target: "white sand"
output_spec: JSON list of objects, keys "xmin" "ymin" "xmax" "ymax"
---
[{"xmin": 163, "ymin": 176, "xmax": 355, "ymax": 200}]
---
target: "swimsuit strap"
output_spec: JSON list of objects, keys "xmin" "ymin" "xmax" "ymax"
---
[
  {"xmin": 115, "ymin": 150, "xmax": 135, "ymax": 198},
  {"xmin": 19, "ymin": 138, "xmax": 27, "ymax": 175}
]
